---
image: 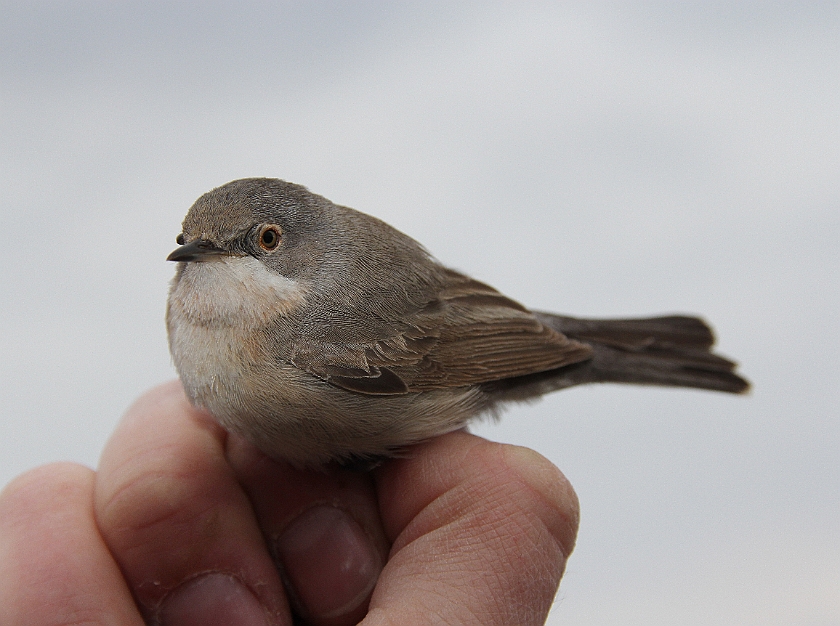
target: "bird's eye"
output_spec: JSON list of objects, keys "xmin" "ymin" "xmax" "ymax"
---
[
  {"xmin": 258, "ymin": 225, "xmax": 282, "ymax": 251},
  {"xmin": 176, "ymin": 233, "xmax": 185, "ymax": 245}
]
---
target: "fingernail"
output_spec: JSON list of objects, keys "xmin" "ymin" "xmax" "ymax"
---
[
  {"xmin": 159, "ymin": 573, "xmax": 271, "ymax": 626},
  {"xmin": 276, "ymin": 505, "xmax": 380, "ymax": 620}
]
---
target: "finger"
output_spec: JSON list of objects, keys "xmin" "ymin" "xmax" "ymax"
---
[
  {"xmin": 227, "ymin": 435, "xmax": 389, "ymax": 626},
  {"xmin": 0, "ymin": 462, "xmax": 143, "ymax": 625},
  {"xmin": 94, "ymin": 381, "xmax": 290, "ymax": 626},
  {"xmin": 366, "ymin": 431, "xmax": 580, "ymax": 626}
]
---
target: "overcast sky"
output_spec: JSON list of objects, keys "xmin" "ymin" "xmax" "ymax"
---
[{"xmin": 1, "ymin": 2, "xmax": 838, "ymax": 624}]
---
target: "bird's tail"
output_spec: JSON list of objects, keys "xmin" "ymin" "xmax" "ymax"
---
[{"xmin": 487, "ymin": 314, "xmax": 749, "ymax": 400}]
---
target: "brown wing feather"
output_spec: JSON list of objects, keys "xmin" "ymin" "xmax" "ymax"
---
[{"xmin": 321, "ymin": 270, "xmax": 592, "ymax": 395}]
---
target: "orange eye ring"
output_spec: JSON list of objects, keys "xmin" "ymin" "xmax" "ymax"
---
[{"xmin": 258, "ymin": 225, "xmax": 282, "ymax": 251}]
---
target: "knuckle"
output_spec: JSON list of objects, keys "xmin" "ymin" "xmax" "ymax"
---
[
  {"xmin": 0, "ymin": 462, "xmax": 93, "ymax": 527},
  {"xmin": 95, "ymin": 455, "xmax": 202, "ymax": 546},
  {"xmin": 495, "ymin": 444, "xmax": 580, "ymax": 558}
]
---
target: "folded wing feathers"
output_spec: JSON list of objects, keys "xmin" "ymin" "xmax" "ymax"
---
[{"xmin": 322, "ymin": 270, "xmax": 593, "ymax": 394}]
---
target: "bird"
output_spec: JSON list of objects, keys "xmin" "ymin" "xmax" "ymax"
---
[{"xmin": 166, "ymin": 178, "xmax": 749, "ymax": 466}]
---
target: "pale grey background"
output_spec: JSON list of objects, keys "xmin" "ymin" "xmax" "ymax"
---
[{"xmin": 1, "ymin": 2, "xmax": 837, "ymax": 624}]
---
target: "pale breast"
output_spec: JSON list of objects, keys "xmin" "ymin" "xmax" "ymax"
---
[{"xmin": 166, "ymin": 255, "xmax": 308, "ymax": 406}]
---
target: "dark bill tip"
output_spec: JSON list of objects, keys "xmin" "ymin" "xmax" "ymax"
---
[{"xmin": 166, "ymin": 239, "xmax": 226, "ymax": 262}]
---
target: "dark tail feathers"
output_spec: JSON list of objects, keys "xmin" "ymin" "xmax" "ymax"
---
[{"xmin": 489, "ymin": 314, "xmax": 749, "ymax": 400}]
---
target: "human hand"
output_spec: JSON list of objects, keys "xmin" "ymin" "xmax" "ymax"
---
[{"xmin": 0, "ymin": 381, "xmax": 579, "ymax": 625}]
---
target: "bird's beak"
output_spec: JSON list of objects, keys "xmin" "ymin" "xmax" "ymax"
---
[{"xmin": 166, "ymin": 239, "xmax": 227, "ymax": 262}]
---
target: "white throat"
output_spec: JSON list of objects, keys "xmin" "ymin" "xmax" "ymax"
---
[{"xmin": 169, "ymin": 255, "xmax": 307, "ymax": 327}]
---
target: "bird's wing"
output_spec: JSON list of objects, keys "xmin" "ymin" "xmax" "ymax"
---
[{"xmin": 286, "ymin": 269, "xmax": 593, "ymax": 395}]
